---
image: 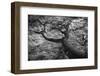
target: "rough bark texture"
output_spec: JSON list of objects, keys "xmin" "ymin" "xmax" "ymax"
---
[{"xmin": 28, "ymin": 15, "xmax": 88, "ymax": 60}]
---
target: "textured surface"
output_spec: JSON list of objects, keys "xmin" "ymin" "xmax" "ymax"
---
[{"xmin": 28, "ymin": 15, "xmax": 88, "ymax": 60}]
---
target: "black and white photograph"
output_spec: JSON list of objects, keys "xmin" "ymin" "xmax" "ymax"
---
[
  {"xmin": 11, "ymin": 2, "xmax": 97, "ymax": 74},
  {"xmin": 28, "ymin": 15, "xmax": 88, "ymax": 61}
]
